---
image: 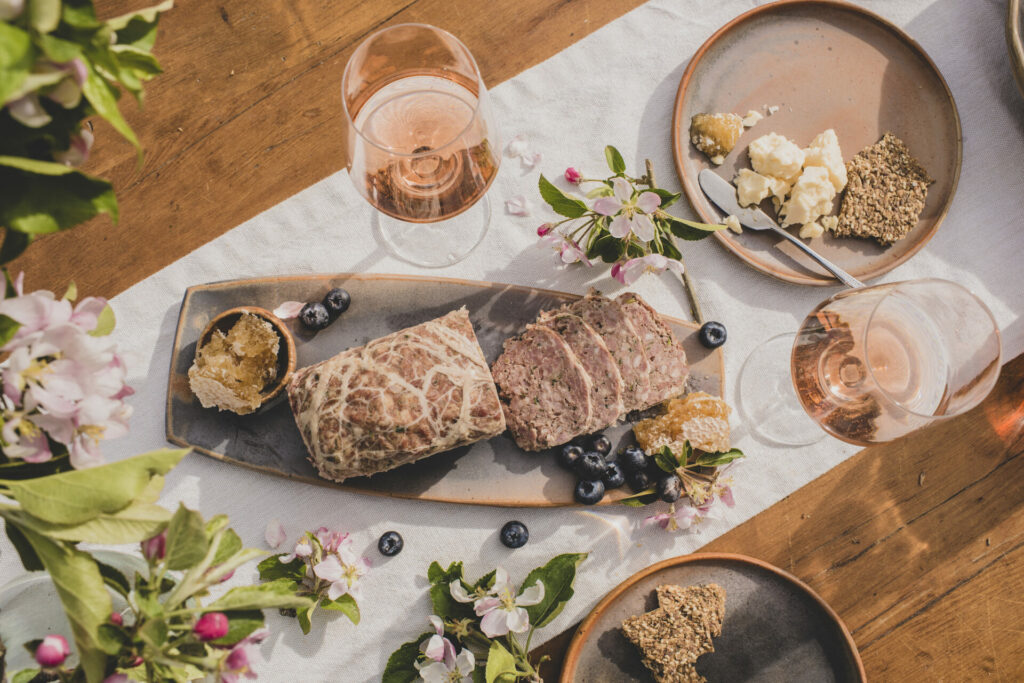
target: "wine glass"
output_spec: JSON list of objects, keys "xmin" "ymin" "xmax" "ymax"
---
[
  {"xmin": 738, "ymin": 279, "xmax": 1002, "ymax": 446},
  {"xmin": 341, "ymin": 24, "xmax": 500, "ymax": 268}
]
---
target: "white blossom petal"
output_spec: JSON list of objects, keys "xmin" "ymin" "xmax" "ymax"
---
[
  {"xmin": 479, "ymin": 608, "xmax": 510, "ymax": 637},
  {"xmin": 635, "ymin": 191, "xmax": 662, "ymax": 213},
  {"xmin": 313, "ymin": 555, "xmax": 343, "ymax": 582},
  {"xmin": 264, "ymin": 520, "xmax": 286, "ymax": 549},
  {"xmin": 631, "ymin": 213, "xmax": 656, "ymax": 242},
  {"xmin": 449, "ymin": 581, "xmax": 475, "ymax": 603},
  {"xmin": 608, "ymin": 214, "xmax": 632, "ymax": 239},
  {"xmin": 506, "ymin": 606, "xmax": 531, "ymax": 633},
  {"xmin": 516, "ymin": 580, "xmax": 545, "ymax": 607},
  {"xmin": 273, "ymin": 301, "xmax": 306, "ymax": 320},
  {"xmin": 504, "ymin": 195, "xmax": 531, "ymax": 217},
  {"xmin": 611, "ymin": 176, "xmax": 633, "ymax": 203},
  {"xmin": 7, "ymin": 94, "xmax": 51, "ymax": 128},
  {"xmin": 505, "ymin": 134, "xmax": 528, "ymax": 158},
  {"xmin": 591, "ymin": 196, "xmax": 622, "ymax": 216}
]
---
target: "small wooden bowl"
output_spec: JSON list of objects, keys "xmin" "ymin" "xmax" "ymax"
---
[{"xmin": 196, "ymin": 306, "xmax": 296, "ymax": 407}]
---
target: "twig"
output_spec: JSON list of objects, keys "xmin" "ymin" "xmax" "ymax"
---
[{"xmin": 644, "ymin": 159, "xmax": 705, "ymax": 324}]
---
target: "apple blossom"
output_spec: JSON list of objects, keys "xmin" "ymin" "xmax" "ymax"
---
[
  {"xmin": 312, "ymin": 549, "xmax": 370, "ymax": 600},
  {"xmin": 591, "ymin": 177, "xmax": 661, "ymax": 242},
  {"xmin": 564, "ymin": 166, "xmax": 582, "ymax": 184},
  {"xmin": 141, "ymin": 530, "xmax": 167, "ymax": 560},
  {"xmin": 265, "ymin": 519, "xmax": 287, "ymax": 548},
  {"xmin": 612, "ymin": 253, "xmax": 684, "ymax": 285},
  {"xmin": 35, "ymin": 634, "xmax": 70, "ymax": 667},
  {"xmin": 644, "ymin": 503, "xmax": 697, "ymax": 532},
  {"xmin": 54, "ymin": 128, "xmax": 94, "ymax": 167},
  {"xmin": 420, "ymin": 615, "xmax": 455, "ymax": 663},
  {"xmin": 110, "ymin": 612, "xmax": 124, "ymax": 626},
  {"xmin": 220, "ymin": 628, "xmax": 268, "ymax": 682},
  {"xmin": 415, "ymin": 643, "xmax": 475, "ymax": 683},
  {"xmin": 449, "ymin": 567, "xmax": 544, "ymax": 638},
  {"xmin": 194, "ymin": 612, "xmax": 229, "ymax": 641},
  {"xmin": 7, "ymin": 94, "xmax": 51, "ymax": 128},
  {"xmin": 536, "ymin": 223, "xmax": 553, "ymax": 236},
  {"xmin": 504, "ymin": 195, "xmax": 531, "ymax": 217}
]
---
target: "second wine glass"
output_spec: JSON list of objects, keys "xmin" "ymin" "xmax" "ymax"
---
[{"xmin": 341, "ymin": 24, "xmax": 500, "ymax": 268}]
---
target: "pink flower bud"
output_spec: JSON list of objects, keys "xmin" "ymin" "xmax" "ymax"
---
[
  {"xmin": 536, "ymin": 223, "xmax": 553, "ymax": 237},
  {"xmin": 103, "ymin": 675, "xmax": 130, "ymax": 683},
  {"xmin": 193, "ymin": 612, "xmax": 229, "ymax": 641},
  {"xmin": 130, "ymin": 655, "xmax": 144, "ymax": 667},
  {"xmin": 35, "ymin": 634, "xmax": 70, "ymax": 667},
  {"xmin": 109, "ymin": 612, "xmax": 124, "ymax": 626},
  {"xmin": 564, "ymin": 167, "xmax": 582, "ymax": 184},
  {"xmin": 141, "ymin": 530, "xmax": 166, "ymax": 560}
]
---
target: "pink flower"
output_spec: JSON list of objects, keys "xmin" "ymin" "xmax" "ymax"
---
[
  {"xmin": 612, "ymin": 253, "xmax": 684, "ymax": 285},
  {"xmin": 645, "ymin": 504, "xmax": 697, "ymax": 532},
  {"xmin": 504, "ymin": 195, "xmax": 531, "ymax": 217},
  {"xmin": 540, "ymin": 233, "xmax": 591, "ymax": 266},
  {"xmin": 141, "ymin": 530, "xmax": 167, "ymax": 561},
  {"xmin": 314, "ymin": 527, "xmax": 350, "ymax": 553},
  {"xmin": 592, "ymin": 177, "xmax": 661, "ymax": 242},
  {"xmin": 7, "ymin": 94, "xmax": 51, "ymax": 128},
  {"xmin": 110, "ymin": 612, "xmax": 124, "ymax": 626},
  {"xmin": 564, "ymin": 167, "xmax": 582, "ymax": 184},
  {"xmin": 719, "ymin": 485, "xmax": 735, "ymax": 507},
  {"xmin": 102, "ymin": 675, "xmax": 130, "ymax": 683},
  {"xmin": 504, "ymin": 134, "xmax": 542, "ymax": 169},
  {"xmin": 54, "ymin": 128, "xmax": 94, "ymax": 167},
  {"xmin": 312, "ymin": 550, "xmax": 370, "ymax": 600},
  {"xmin": 536, "ymin": 223, "xmax": 553, "ymax": 237},
  {"xmin": 279, "ymin": 536, "xmax": 313, "ymax": 564},
  {"xmin": 220, "ymin": 628, "xmax": 268, "ymax": 682},
  {"xmin": 35, "ymin": 634, "xmax": 70, "ymax": 667},
  {"xmin": 194, "ymin": 612, "xmax": 229, "ymax": 641},
  {"xmin": 272, "ymin": 301, "xmax": 305, "ymax": 320},
  {"xmin": 265, "ymin": 519, "xmax": 287, "ymax": 548},
  {"xmin": 449, "ymin": 567, "xmax": 544, "ymax": 638},
  {"xmin": 420, "ymin": 615, "xmax": 455, "ymax": 663}
]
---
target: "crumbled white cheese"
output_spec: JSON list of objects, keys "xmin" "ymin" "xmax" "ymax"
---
[
  {"xmin": 734, "ymin": 168, "xmax": 771, "ymax": 207},
  {"xmin": 799, "ymin": 221, "xmax": 825, "ymax": 239},
  {"xmin": 742, "ymin": 110, "xmax": 763, "ymax": 128},
  {"xmin": 803, "ymin": 129, "xmax": 847, "ymax": 192},
  {"xmin": 748, "ymin": 133, "xmax": 804, "ymax": 183},
  {"xmin": 710, "ymin": 154, "xmax": 725, "ymax": 165},
  {"xmin": 780, "ymin": 166, "xmax": 835, "ymax": 227},
  {"xmin": 766, "ymin": 105, "xmax": 780, "ymax": 115},
  {"xmin": 820, "ymin": 215, "xmax": 839, "ymax": 231},
  {"xmin": 724, "ymin": 215, "xmax": 743, "ymax": 233}
]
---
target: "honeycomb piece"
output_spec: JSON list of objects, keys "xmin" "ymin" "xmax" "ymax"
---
[
  {"xmin": 689, "ymin": 113, "xmax": 744, "ymax": 163},
  {"xmin": 188, "ymin": 313, "xmax": 280, "ymax": 415},
  {"xmin": 633, "ymin": 391, "xmax": 731, "ymax": 455}
]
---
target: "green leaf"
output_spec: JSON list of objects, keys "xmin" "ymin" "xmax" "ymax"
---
[
  {"xmin": 138, "ymin": 616, "xmax": 168, "ymax": 648},
  {"xmin": 28, "ymin": 0, "xmax": 62, "ymax": 32},
  {"xmin": 604, "ymin": 145, "xmax": 626, "ymax": 174},
  {"xmin": 521, "ymin": 553, "xmax": 588, "ymax": 629},
  {"xmin": 96, "ymin": 561, "xmax": 131, "ymax": 597},
  {"xmin": 591, "ymin": 234, "xmax": 625, "ymax": 264},
  {"xmin": 210, "ymin": 609, "xmax": 264, "ymax": 646},
  {"xmin": 63, "ymin": 281, "xmax": 78, "ymax": 302},
  {"xmin": 35, "ymin": 33, "xmax": 82, "ymax": 62},
  {"xmin": 617, "ymin": 487, "xmax": 659, "ymax": 507},
  {"xmin": 112, "ymin": 45, "xmax": 163, "ymax": 77},
  {"xmin": 0, "ymin": 23, "xmax": 33, "ymax": 106},
  {"xmin": 88, "ymin": 304, "xmax": 115, "ymax": 337},
  {"xmin": 382, "ymin": 635, "xmax": 431, "ymax": 683},
  {"xmin": 661, "ymin": 238, "xmax": 682, "ymax": 261},
  {"xmin": 428, "ymin": 561, "xmax": 474, "ymax": 621},
  {"xmin": 106, "ymin": 0, "xmax": 173, "ymax": 41},
  {"xmin": 12, "ymin": 670, "xmax": 39, "ymax": 683},
  {"xmin": 679, "ymin": 440, "xmax": 693, "ymax": 465},
  {"xmin": 538, "ymin": 175, "xmax": 588, "ymax": 218},
  {"xmin": 16, "ymin": 524, "xmax": 113, "ymax": 681},
  {"xmin": 3, "ymin": 519, "xmax": 43, "ymax": 571},
  {"xmin": 321, "ymin": 593, "xmax": 359, "ymax": 624},
  {"xmin": 61, "ymin": 0, "xmax": 100, "ymax": 28},
  {"xmin": 654, "ymin": 446, "xmax": 679, "ymax": 473},
  {"xmin": 164, "ymin": 503, "xmax": 207, "ymax": 570},
  {"xmin": 0, "ymin": 159, "xmax": 118, "ymax": 235},
  {"xmin": 0, "ymin": 230, "xmax": 32, "ymax": 264},
  {"xmin": 585, "ymin": 184, "xmax": 613, "ymax": 199},
  {"xmin": 0, "ymin": 448, "xmax": 188, "ymax": 524},
  {"xmin": 81, "ymin": 65, "xmax": 141, "ymax": 155},
  {"xmin": 0, "ymin": 313, "xmax": 21, "ymax": 347},
  {"xmin": 7, "ymin": 501, "xmax": 170, "ymax": 544},
  {"xmin": 297, "ymin": 601, "xmax": 315, "ymax": 635},
  {"xmin": 257, "ymin": 555, "xmax": 305, "ymax": 583},
  {"xmin": 664, "ymin": 214, "xmax": 726, "ymax": 241},
  {"xmin": 473, "ymin": 569, "xmax": 496, "ymax": 592},
  {"xmin": 484, "ymin": 640, "xmax": 517, "ymax": 683},
  {"xmin": 649, "ymin": 187, "xmax": 681, "ymax": 209},
  {"xmin": 695, "ymin": 448, "xmax": 745, "ymax": 467},
  {"xmin": 205, "ymin": 581, "xmax": 314, "ymax": 612},
  {"xmin": 211, "ymin": 527, "xmax": 242, "ymax": 566}
]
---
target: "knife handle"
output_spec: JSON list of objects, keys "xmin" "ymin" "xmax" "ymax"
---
[{"xmin": 769, "ymin": 225, "xmax": 865, "ymax": 289}]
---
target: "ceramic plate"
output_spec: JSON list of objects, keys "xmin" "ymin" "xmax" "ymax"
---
[
  {"xmin": 1008, "ymin": 0, "xmax": 1024, "ymax": 99},
  {"xmin": 560, "ymin": 553, "xmax": 865, "ymax": 682},
  {"xmin": 672, "ymin": 0, "xmax": 962, "ymax": 286},
  {"xmin": 166, "ymin": 274, "xmax": 724, "ymax": 507}
]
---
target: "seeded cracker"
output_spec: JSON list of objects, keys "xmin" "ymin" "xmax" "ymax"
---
[
  {"xmin": 621, "ymin": 584, "xmax": 726, "ymax": 683},
  {"xmin": 832, "ymin": 133, "xmax": 933, "ymax": 245}
]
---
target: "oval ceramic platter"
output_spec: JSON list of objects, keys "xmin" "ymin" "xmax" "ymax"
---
[
  {"xmin": 672, "ymin": 0, "xmax": 962, "ymax": 286},
  {"xmin": 560, "ymin": 553, "xmax": 865, "ymax": 682},
  {"xmin": 166, "ymin": 274, "xmax": 724, "ymax": 507}
]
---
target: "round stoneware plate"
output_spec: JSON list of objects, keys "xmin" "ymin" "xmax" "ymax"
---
[
  {"xmin": 1007, "ymin": 0, "xmax": 1024, "ymax": 99},
  {"xmin": 560, "ymin": 553, "xmax": 865, "ymax": 682},
  {"xmin": 673, "ymin": 0, "xmax": 962, "ymax": 286}
]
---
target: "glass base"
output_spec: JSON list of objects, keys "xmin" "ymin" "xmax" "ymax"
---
[
  {"xmin": 374, "ymin": 195, "xmax": 491, "ymax": 268},
  {"xmin": 737, "ymin": 332, "xmax": 827, "ymax": 447}
]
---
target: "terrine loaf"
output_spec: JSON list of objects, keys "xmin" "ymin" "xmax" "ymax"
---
[
  {"xmin": 287, "ymin": 308, "xmax": 506, "ymax": 481},
  {"xmin": 493, "ymin": 290, "xmax": 689, "ymax": 451}
]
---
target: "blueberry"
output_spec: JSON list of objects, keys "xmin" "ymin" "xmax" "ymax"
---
[
  {"xmin": 602, "ymin": 461, "xmax": 626, "ymax": 489},
  {"xmin": 657, "ymin": 474, "xmax": 682, "ymax": 503},
  {"xmin": 500, "ymin": 521, "xmax": 529, "ymax": 548},
  {"xmin": 557, "ymin": 444, "xmax": 584, "ymax": 471},
  {"xmin": 377, "ymin": 531, "xmax": 403, "ymax": 556},
  {"xmin": 323, "ymin": 288, "xmax": 351, "ymax": 318},
  {"xmin": 626, "ymin": 469, "xmax": 652, "ymax": 493},
  {"xmin": 575, "ymin": 479, "xmax": 606, "ymax": 505},
  {"xmin": 698, "ymin": 321, "xmax": 727, "ymax": 349},
  {"xmin": 574, "ymin": 451, "xmax": 606, "ymax": 480},
  {"xmin": 299, "ymin": 302, "xmax": 331, "ymax": 331},
  {"xmin": 620, "ymin": 446, "xmax": 648, "ymax": 473},
  {"xmin": 591, "ymin": 434, "xmax": 612, "ymax": 456}
]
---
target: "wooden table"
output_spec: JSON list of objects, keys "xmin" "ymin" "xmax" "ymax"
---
[{"xmin": 16, "ymin": 1, "xmax": 1023, "ymax": 680}]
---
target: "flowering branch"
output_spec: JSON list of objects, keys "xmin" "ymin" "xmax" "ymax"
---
[{"xmin": 535, "ymin": 146, "xmax": 726, "ymax": 286}]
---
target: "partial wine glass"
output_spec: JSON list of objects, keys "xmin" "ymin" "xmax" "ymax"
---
[
  {"xmin": 739, "ymin": 279, "xmax": 1002, "ymax": 446},
  {"xmin": 341, "ymin": 24, "xmax": 500, "ymax": 267}
]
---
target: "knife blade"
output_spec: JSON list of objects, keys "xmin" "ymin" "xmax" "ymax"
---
[{"xmin": 697, "ymin": 168, "xmax": 778, "ymax": 231}]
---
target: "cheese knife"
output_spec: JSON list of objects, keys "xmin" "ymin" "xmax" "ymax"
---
[{"xmin": 697, "ymin": 168, "xmax": 865, "ymax": 289}]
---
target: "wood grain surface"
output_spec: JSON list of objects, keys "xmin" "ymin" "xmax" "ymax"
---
[
  {"xmin": 535, "ymin": 352, "xmax": 1024, "ymax": 681},
  {"xmin": 11, "ymin": 0, "xmax": 1022, "ymax": 679}
]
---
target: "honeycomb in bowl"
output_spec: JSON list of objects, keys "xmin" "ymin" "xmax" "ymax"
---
[
  {"xmin": 188, "ymin": 312, "xmax": 280, "ymax": 415},
  {"xmin": 633, "ymin": 391, "xmax": 731, "ymax": 455},
  {"xmin": 689, "ymin": 113, "xmax": 744, "ymax": 164}
]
